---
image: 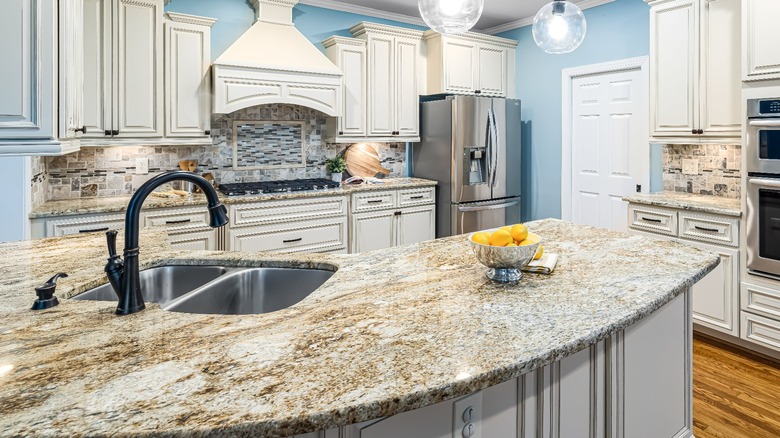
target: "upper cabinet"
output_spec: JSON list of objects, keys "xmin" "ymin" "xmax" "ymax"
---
[
  {"xmin": 350, "ymin": 23, "xmax": 424, "ymax": 142},
  {"xmin": 0, "ymin": 0, "xmax": 84, "ymax": 156},
  {"xmin": 82, "ymin": 1, "xmax": 214, "ymax": 146},
  {"xmin": 424, "ymin": 31, "xmax": 517, "ymax": 98},
  {"xmin": 163, "ymin": 13, "xmax": 215, "ymax": 139},
  {"xmin": 648, "ymin": 0, "xmax": 741, "ymax": 144},
  {"xmin": 743, "ymin": 0, "xmax": 780, "ymax": 81},
  {"xmin": 323, "ymin": 37, "xmax": 367, "ymax": 138}
]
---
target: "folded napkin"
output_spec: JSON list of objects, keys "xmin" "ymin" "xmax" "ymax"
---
[{"xmin": 522, "ymin": 253, "xmax": 559, "ymax": 275}]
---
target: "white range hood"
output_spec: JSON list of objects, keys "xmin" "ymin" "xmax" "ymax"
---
[{"xmin": 212, "ymin": 0, "xmax": 342, "ymax": 116}]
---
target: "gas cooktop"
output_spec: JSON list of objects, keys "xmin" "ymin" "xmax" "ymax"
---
[{"xmin": 218, "ymin": 178, "xmax": 341, "ymax": 196}]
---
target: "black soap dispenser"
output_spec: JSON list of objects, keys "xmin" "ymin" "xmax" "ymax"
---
[{"xmin": 32, "ymin": 273, "xmax": 68, "ymax": 310}]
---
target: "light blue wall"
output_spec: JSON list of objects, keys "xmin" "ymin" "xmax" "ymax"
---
[
  {"xmin": 164, "ymin": 0, "xmax": 424, "ymax": 60},
  {"xmin": 498, "ymin": 0, "xmax": 652, "ymax": 221}
]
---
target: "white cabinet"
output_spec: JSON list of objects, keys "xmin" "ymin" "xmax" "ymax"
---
[
  {"xmin": 742, "ymin": 0, "xmax": 780, "ymax": 81},
  {"xmin": 82, "ymin": 0, "xmax": 164, "ymax": 141},
  {"xmin": 424, "ymin": 31, "xmax": 517, "ymax": 98},
  {"xmin": 627, "ymin": 202, "xmax": 740, "ymax": 337},
  {"xmin": 350, "ymin": 23, "xmax": 422, "ymax": 141},
  {"xmin": 350, "ymin": 187, "xmax": 435, "ymax": 253},
  {"xmin": 0, "ymin": 0, "xmax": 84, "ymax": 156},
  {"xmin": 648, "ymin": 0, "xmax": 741, "ymax": 143},
  {"xmin": 323, "ymin": 37, "xmax": 367, "ymax": 139},
  {"xmin": 163, "ymin": 13, "xmax": 215, "ymax": 139}
]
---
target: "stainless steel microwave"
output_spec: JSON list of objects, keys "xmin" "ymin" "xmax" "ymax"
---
[{"xmin": 747, "ymin": 98, "xmax": 780, "ymax": 175}]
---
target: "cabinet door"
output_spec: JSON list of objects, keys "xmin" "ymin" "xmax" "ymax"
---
[
  {"xmin": 367, "ymin": 35, "xmax": 395, "ymax": 136},
  {"xmin": 443, "ymin": 39, "xmax": 477, "ymax": 94},
  {"xmin": 394, "ymin": 37, "xmax": 419, "ymax": 136},
  {"xmin": 649, "ymin": 0, "xmax": 699, "ymax": 137},
  {"xmin": 59, "ymin": 0, "xmax": 84, "ymax": 139},
  {"xmin": 164, "ymin": 16, "xmax": 212, "ymax": 138},
  {"xmin": 477, "ymin": 45, "xmax": 506, "ymax": 97},
  {"xmin": 686, "ymin": 240, "xmax": 739, "ymax": 336},
  {"xmin": 743, "ymin": 0, "xmax": 780, "ymax": 81},
  {"xmin": 397, "ymin": 205, "xmax": 435, "ymax": 247},
  {"xmin": 699, "ymin": 0, "xmax": 741, "ymax": 138},
  {"xmin": 82, "ymin": 0, "xmax": 111, "ymax": 138},
  {"xmin": 340, "ymin": 43, "xmax": 367, "ymax": 136},
  {"xmin": 115, "ymin": 0, "xmax": 163, "ymax": 138},
  {"xmin": 351, "ymin": 210, "xmax": 396, "ymax": 253}
]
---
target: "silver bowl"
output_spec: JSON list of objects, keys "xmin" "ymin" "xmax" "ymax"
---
[{"xmin": 468, "ymin": 230, "xmax": 541, "ymax": 283}]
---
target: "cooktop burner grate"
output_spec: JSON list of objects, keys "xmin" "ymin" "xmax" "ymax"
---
[{"xmin": 218, "ymin": 178, "xmax": 341, "ymax": 196}]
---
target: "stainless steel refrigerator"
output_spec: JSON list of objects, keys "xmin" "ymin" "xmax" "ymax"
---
[{"xmin": 412, "ymin": 95, "xmax": 521, "ymax": 238}]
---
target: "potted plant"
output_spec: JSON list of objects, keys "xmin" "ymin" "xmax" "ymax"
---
[{"xmin": 325, "ymin": 156, "xmax": 346, "ymax": 183}]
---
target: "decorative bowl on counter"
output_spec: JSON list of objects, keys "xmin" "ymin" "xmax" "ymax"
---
[{"xmin": 468, "ymin": 230, "xmax": 542, "ymax": 283}]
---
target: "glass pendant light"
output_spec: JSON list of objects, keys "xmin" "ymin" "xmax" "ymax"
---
[
  {"xmin": 418, "ymin": 0, "xmax": 484, "ymax": 34},
  {"xmin": 532, "ymin": 1, "xmax": 587, "ymax": 54}
]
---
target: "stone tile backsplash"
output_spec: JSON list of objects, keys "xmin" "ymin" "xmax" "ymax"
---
[
  {"xmin": 662, "ymin": 144, "xmax": 741, "ymax": 198},
  {"xmin": 43, "ymin": 104, "xmax": 407, "ymax": 200}
]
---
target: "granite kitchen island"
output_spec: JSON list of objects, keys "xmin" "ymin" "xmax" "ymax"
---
[{"xmin": 0, "ymin": 219, "xmax": 719, "ymax": 437}]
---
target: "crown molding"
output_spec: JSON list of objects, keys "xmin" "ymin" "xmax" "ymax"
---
[
  {"xmin": 481, "ymin": 0, "xmax": 616, "ymax": 35},
  {"xmin": 298, "ymin": 0, "xmax": 427, "ymax": 28},
  {"xmin": 164, "ymin": 12, "xmax": 218, "ymax": 27}
]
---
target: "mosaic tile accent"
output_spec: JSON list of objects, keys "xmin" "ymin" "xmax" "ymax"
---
[
  {"xmin": 43, "ymin": 104, "xmax": 408, "ymax": 200},
  {"xmin": 662, "ymin": 144, "xmax": 741, "ymax": 198},
  {"xmin": 233, "ymin": 120, "xmax": 305, "ymax": 169}
]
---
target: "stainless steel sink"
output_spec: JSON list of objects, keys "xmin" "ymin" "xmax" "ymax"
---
[
  {"xmin": 73, "ymin": 265, "xmax": 228, "ymax": 305},
  {"xmin": 163, "ymin": 268, "xmax": 334, "ymax": 315}
]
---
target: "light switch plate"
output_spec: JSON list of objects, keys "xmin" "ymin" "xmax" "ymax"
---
[
  {"xmin": 135, "ymin": 158, "xmax": 149, "ymax": 175},
  {"xmin": 106, "ymin": 149, "xmax": 122, "ymax": 162},
  {"xmin": 453, "ymin": 390, "xmax": 482, "ymax": 438},
  {"xmin": 682, "ymin": 159, "xmax": 698, "ymax": 175}
]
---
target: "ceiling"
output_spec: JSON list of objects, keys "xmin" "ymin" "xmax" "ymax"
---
[{"xmin": 302, "ymin": 0, "xmax": 611, "ymax": 33}]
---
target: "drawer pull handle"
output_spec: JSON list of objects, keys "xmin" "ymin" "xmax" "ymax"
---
[
  {"xmin": 283, "ymin": 237, "xmax": 303, "ymax": 243},
  {"xmin": 640, "ymin": 217, "xmax": 662, "ymax": 223},
  {"xmin": 165, "ymin": 219, "xmax": 192, "ymax": 225},
  {"xmin": 694, "ymin": 225, "xmax": 719, "ymax": 233},
  {"xmin": 79, "ymin": 227, "xmax": 109, "ymax": 234},
  {"xmin": 410, "ymin": 195, "xmax": 425, "ymax": 200},
  {"xmin": 367, "ymin": 200, "xmax": 384, "ymax": 204}
]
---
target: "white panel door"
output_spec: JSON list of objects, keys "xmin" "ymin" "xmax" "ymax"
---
[
  {"xmin": 351, "ymin": 210, "xmax": 395, "ymax": 253},
  {"xmin": 443, "ymin": 39, "xmax": 476, "ymax": 93},
  {"xmin": 367, "ymin": 35, "xmax": 394, "ymax": 136},
  {"xmin": 394, "ymin": 37, "xmax": 419, "ymax": 137},
  {"xmin": 477, "ymin": 45, "xmax": 506, "ymax": 97},
  {"xmin": 650, "ymin": 0, "xmax": 698, "ymax": 137},
  {"xmin": 700, "ymin": 0, "xmax": 741, "ymax": 137},
  {"xmin": 340, "ymin": 44, "xmax": 367, "ymax": 136},
  {"xmin": 164, "ymin": 17, "xmax": 211, "ymax": 137},
  {"xmin": 397, "ymin": 206, "xmax": 434, "ymax": 246},
  {"xmin": 571, "ymin": 68, "xmax": 646, "ymax": 231},
  {"xmin": 743, "ymin": 0, "xmax": 780, "ymax": 81},
  {"xmin": 116, "ymin": 0, "xmax": 163, "ymax": 138}
]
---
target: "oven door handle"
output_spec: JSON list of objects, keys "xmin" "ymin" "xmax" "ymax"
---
[
  {"xmin": 749, "ymin": 178, "xmax": 780, "ymax": 189},
  {"xmin": 748, "ymin": 119, "xmax": 780, "ymax": 128}
]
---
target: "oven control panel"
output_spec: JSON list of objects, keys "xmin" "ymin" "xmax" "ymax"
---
[{"xmin": 749, "ymin": 98, "xmax": 780, "ymax": 118}]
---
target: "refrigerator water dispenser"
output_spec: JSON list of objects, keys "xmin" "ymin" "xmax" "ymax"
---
[{"xmin": 467, "ymin": 147, "xmax": 487, "ymax": 185}]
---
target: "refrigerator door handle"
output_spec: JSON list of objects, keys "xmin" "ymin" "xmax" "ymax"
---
[
  {"xmin": 457, "ymin": 199, "xmax": 520, "ymax": 212},
  {"xmin": 484, "ymin": 110, "xmax": 493, "ymax": 186},
  {"xmin": 489, "ymin": 109, "xmax": 500, "ymax": 188}
]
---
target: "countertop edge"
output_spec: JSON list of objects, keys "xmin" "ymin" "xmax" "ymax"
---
[{"xmin": 622, "ymin": 194, "xmax": 742, "ymax": 217}]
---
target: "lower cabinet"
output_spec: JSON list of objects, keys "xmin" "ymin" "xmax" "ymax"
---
[
  {"xmin": 687, "ymin": 241, "xmax": 739, "ymax": 336},
  {"xmin": 339, "ymin": 291, "xmax": 692, "ymax": 438},
  {"xmin": 350, "ymin": 188, "xmax": 435, "ymax": 253}
]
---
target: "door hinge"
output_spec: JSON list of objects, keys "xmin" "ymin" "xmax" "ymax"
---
[{"xmin": 636, "ymin": 184, "xmax": 642, "ymax": 193}]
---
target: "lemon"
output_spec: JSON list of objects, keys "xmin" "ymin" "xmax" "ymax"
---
[
  {"xmin": 500, "ymin": 225, "xmax": 512, "ymax": 233},
  {"xmin": 510, "ymin": 224, "xmax": 528, "ymax": 242},
  {"xmin": 534, "ymin": 245, "xmax": 544, "ymax": 260},
  {"xmin": 519, "ymin": 233, "xmax": 541, "ymax": 246},
  {"xmin": 506, "ymin": 243, "xmax": 518, "ymax": 247},
  {"xmin": 471, "ymin": 232, "xmax": 489, "ymax": 245},
  {"xmin": 489, "ymin": 229, "xmax": 513, "ymax": 247}
]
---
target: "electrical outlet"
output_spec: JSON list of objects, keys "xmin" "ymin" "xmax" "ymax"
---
[
  {"xmin": 682, "ymin": 159, "xmax": 698, "ymax": 175},
  {"xmin": 106, "ymin": 149, "xmax": 122, "ymax": 162},
  {"xmin": 453, "ymin": 391, "xmax": 482, "ymax": 438},
  {"xmin": 135, "ymin": 158, "xmax": 149, "ymax": 175}
]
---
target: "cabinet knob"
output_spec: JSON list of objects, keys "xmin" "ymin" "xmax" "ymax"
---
[
  {"xmin": 698, "ymin": 129, "xmax": 704, "ymax": 134},
  {"xmin": 394, "ymin": 211, "xmax": 402, "ymax": 216},
  {"xmin": 475, "ymin": 90, "xmax": 482, "ymax": 94},
  {"xmin": 74, "ymin": 126, "xmax": 87, "ymax": 134},
  {"xmin": 338, "ymin": 131, "xmax": 344, "ymax": 135},
  {"xmin": 112, "ymin": 130, "xmax": 119, "ymax": 136},
  {"xmin": 691, "ymin": 129, "xmax": 697, "ymax": 134},
  {"xmin": 204, "ymin": 130, "xmax": 211, "ymax": 136},
  {"xmin": 104, "ymin": 130, "xmax": 112, "ymax": 136}
]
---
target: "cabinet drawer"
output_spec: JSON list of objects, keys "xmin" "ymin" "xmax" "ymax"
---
[
  {"xmin": 169, "ymin": 228, "xmax": 218, "ymax": 251},
  {"xmin": 46, "ymin": 214, "xmax": 126, "ymax": 236},
  {"xmin": 741, "ymin": 312, "xmax": 780, "ymax": 352},
  {"xmin": 142, "ymin": 208, "xmax": 211, "ymax": 231},
  {"xmin": 741, "ymin": 281, "xmax": 780, "ymax": 320},
  {"xmin": 230, "ymin": 197, "xmax": 347, "ymax": 228},
  {"xmin": 398, "ymin": 187, "xmax": 435, "ymax": 207},
  {"xmin": 229, "ymin": 220, "xmax": 347, "ymax": 254},
  {"xmin": 352, "ymin": 191, "xmax": 396, "ymax": 212},
  {"xmin": 628, "ymin": 205, "xmax": 677, "ymax": 236},
  {"xmin": 678, "ymin": 211, "xmax": 739, "ymax": 247}
]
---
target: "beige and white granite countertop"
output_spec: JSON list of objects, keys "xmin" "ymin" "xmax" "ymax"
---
[
  {"xmin": 29, "ymin": 177, "xmax": 437, "ymax": 219},
  {"xmin": 0, "ymin": 219, "xmax": 719, "ymax": 437},
  {"xmin": 623, "ymin": 191, "xmax": 742, "ymax": 217}
]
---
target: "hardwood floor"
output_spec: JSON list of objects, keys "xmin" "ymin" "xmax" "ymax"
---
[{"xmin": 694, "ymin": 334, "xmax": 780, "ymax": 438}]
